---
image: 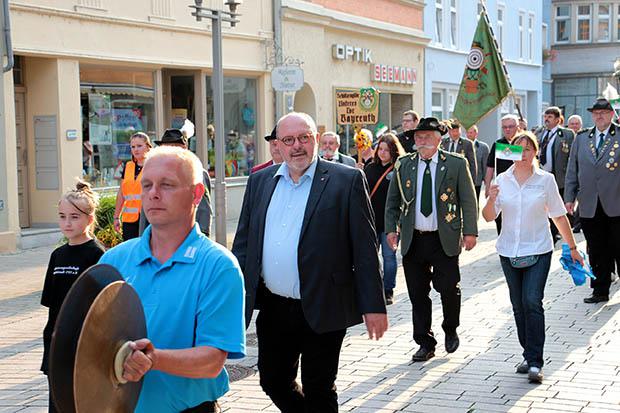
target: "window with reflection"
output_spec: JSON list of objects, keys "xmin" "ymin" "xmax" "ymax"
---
[{"xmin": 80, "ymin": 67, "xmax": 155, "ymax": 188}]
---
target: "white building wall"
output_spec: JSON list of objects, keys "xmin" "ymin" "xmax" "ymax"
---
[{"xmin": 423, "ymin": 0, "xmax": 543, "ymax": 145}]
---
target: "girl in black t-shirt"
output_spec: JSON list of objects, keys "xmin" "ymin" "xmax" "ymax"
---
[{"xmin": 40, "ymin": 180, "xmax": 105, "ymax": 412}]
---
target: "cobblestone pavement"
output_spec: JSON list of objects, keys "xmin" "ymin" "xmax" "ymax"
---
[{"xmin": 1, "ymin": 219, "xmax": 619, "ymax": 413}]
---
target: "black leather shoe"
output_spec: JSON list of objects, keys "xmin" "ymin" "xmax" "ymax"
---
[
  {"xmin": 385, "ymin": 290, "xmax": 394, "ymax": 305},
  {"xmin": 583, "ymin": 294, "xmax": 609, "ymax": 304},
  {"xmin": 445, "ymin": 333, "xmax": 459, "ymax": 353},
  {"xmin": 516, "ymin": 359, "xmax": 529, "ymax": 374},
  {"xmin": 411, "ymin": 347, "xmax": 435, "ymax": 362}
]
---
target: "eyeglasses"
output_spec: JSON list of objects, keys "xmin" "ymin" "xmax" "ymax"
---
[{"xmin": 279, "ymin": 133, "xmax": 313, "ymax": 146}]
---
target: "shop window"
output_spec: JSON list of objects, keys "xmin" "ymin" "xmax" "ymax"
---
[
  {"xmin": 597, "ymin": 4, "xmax": 610, "ymax": 42},
  {"xmin": 80, "ymin": 67, "xmax": 156, "ymax": 188},
  {"xmin": 577, "ymin": 5, "xmax": 591, "ymax": 42},
  {"xmin": 170, "ymin": 75, "xmax": 196, "ymax": 149},
  {"xmin": 206, "ymin": 76, "xmax": 258, "ymax": 177},
  {"xmin": 555, "ymin": 5, "xmax": 570, "ymax": 43}
]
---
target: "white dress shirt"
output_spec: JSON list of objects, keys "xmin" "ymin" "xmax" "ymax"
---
[
  {"xmin": 262, "ymin": 160, "xmax": 318, "ymax": 298},
  {"xmin": 494, "ymin": 165, "xmax": 567, "ymax": 257},
  {"xmin": 414, "ymin": 151, "xmax": 438, "ymax": 231},
  {"xmin": 541, "ymin": 126, "xmax": 557, "ymax": 173}
]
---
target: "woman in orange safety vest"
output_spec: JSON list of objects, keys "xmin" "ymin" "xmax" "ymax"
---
[{"xmin": 113, "ymin": 132, "xmax": 152, "ymax": 241}]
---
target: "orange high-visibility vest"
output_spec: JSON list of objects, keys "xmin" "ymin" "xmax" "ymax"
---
[{"xmin": 120, "ymin": 161, "xmax": 142, "ymax": 223}]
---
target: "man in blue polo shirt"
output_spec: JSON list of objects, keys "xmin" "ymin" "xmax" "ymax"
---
[{"xmin": 98, "ymin": 146, "xmax": 245, "ymax": 413}]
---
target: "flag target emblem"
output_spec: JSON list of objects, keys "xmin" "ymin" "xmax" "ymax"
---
[{"xmin": 466, "ymin": 47, "xmax": 484, "ymax": 70}]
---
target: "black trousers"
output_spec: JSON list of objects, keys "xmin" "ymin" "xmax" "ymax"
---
[
  {"xmin": 475, "ymin": 185, "xmax": 482, "ymax": 202},
  {"xmin": 182, "ymin": 401, "xmax": 220, "ymax": 413},
  {"xmin": 402, "ymin": 231, "xmax": 461, "ymax": 350},
  {"xmin": 256, "ymin": 289, "xmax": 346, "ymax": 413},
  {"xmin": 580, "ymin": 200, "xmax": 620, "ymax": 296},
  {"xmin": 122, "ymin": 220, "xmax": 140, "ymax": 241},
  {"xmin": 47, "ymin": 376, "xmax": 57, "ymax": 413}
]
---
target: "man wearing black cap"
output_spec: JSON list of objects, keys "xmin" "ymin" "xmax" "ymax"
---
[
  {"xmin": 385, "ymin": 117, "xmax": 478, "ymax": 361},
  {"xmin": 565, "ymin": 97, "xmax": 620, "ymax": 304},
  {"xmin": 251, "ymin": 127, "xmax": 283, "ymax": 174},
  {"xmin": 139, "ymin": 128, "xmax": 212, "ymax": 236}
]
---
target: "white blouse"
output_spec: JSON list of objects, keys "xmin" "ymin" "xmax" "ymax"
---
[{"xmin": 494, "ymin": 165, "xmax": 567, "ymax": 257}]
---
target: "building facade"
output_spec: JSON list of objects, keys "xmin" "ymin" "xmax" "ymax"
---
[
  {"xmin": 1, "ymin": 0, "xmax": 274, "ymax": 252},
  {"xmin": 550, "ymin": 0, "xmax": 620, "ymax": 122},
  {"xmin": 280, "ymin": 0, "xmax": 428, "ymax": 154},
  {"xmin": 423, "ymin": 0, "xmax": 543, "ymax": 144}
]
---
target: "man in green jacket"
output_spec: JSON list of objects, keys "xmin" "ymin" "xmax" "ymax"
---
[{"xmin": 385, "ymin": 117, "xmax": 478, "ymax": 362}]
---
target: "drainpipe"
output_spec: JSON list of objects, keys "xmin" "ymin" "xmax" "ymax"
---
[{"xmin": 2, "ymin": 0, "xmax": 13, "ymax": 73}]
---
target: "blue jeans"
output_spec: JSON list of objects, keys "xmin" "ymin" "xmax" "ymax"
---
[
  {"xmin": 499, "ymin": 251, "xmax": 552, "ymax": 368},
  {"xmin": 379, "ymin": 233, "xmax": 397, "ymax": 292}
]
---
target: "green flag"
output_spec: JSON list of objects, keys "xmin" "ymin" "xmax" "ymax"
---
[
  {"xmin": 453, "ymin": 11, "xmax": 511, "ymax": 130},
  {"xmin": 495, "ymin": 143, "xmax": 523, "ymax": 161}
]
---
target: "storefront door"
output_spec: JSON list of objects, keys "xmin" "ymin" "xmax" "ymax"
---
[{"xmin": 15, "ymin": 92, "xmax": 30, "ymax": 228}]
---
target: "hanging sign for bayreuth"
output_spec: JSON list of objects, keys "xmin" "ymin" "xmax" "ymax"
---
[
  {"xmin": 271, "ymin": 66, "xmax": 304, "ymax": 92},
  {"xmin": 336, "ymin": 88, "xmax": 380, "ymax": 125}
]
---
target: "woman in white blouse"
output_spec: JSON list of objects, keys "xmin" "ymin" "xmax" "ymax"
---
[{"xmin": 482, "ymin": 131, "xmax": 583, "ymax": 384}]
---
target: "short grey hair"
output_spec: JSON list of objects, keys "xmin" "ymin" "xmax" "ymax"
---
[
  {"xmin": 276, "ymin": 112, "xmax": 318, "ymax": 136},
  {"xmin": 501, "ymin": 114, "xmax": 519, "ymax": 123},
  {"xmin": 568, "ymin": 114, "xmax": 583, "ymax": 124},
  {"xmin": 144, "ymin": 146, "xmax": 203, "ymax": 185},
  {"xmin": 321, "ymin": 131, "xmax": 340, "ymax": 145}
]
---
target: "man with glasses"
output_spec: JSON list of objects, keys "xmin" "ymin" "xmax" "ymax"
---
[
  {"xmin": 484, "ymin": 114, "xmax": 520, "ymax": 234},
  {"xmin": 397, "ymin": 110, "xmax": 420, "ymax": 153},
  {"xmin": 232, "ymin": 112, "xmax": 387, "ymax": 412},
  {"xmin": 565, "ymin": 98, "xmax": 620, "ymax": 304}
]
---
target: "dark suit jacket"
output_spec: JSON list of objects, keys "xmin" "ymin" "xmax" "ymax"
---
[
  {"xmin": 535, "ymin": 127, "xmax": 574, "ymax": 189},
  {"xmin": 232, "ymin": 158, "xmax": 386, "ymax": 334},
  {"xmin": 441, "ymin": 136, "xmax": 477, "ymax": 183}
]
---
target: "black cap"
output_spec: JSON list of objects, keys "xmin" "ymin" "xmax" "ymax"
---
[
  {"xmin": 154, "ymin": 129, "xmax": 187, "ymax": 146},
  {"xmin": 587, "ymin": 97, "xmax": 614, "ymax": 112},
  {"xmin": 264, "ymin": 126, "xmax": 277, "ymax": 142},
  {"xmin": 413, "ymin": 117, "xmax": 448, "ymax": 136}
]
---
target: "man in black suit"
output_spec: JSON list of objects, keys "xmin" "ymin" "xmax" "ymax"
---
[
  {"xmin": 397, "ymin": 110, "xmax": 420, "ymax": 153},
  {"xmin": 232, "ymin": 112, "xmax": 388, "ymax": 413}
]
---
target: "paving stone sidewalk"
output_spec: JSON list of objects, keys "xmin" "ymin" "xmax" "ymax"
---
[{"xmin": 1, "ymin": 219, "xmax": 619, "ymax": 412}]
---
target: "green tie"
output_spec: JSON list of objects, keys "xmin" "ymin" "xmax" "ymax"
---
[
  {"xmin": 421, "ymin": 159, "xmax": 432, "ymax": 217},
  {"xmin": 596, "ymin": 133, "xmax": 605, "ymax": 157}
]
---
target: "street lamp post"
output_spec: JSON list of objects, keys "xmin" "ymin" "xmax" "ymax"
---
[{"xmin": 190, "ymin": 0, "xmax": 242, "ymax": 246}]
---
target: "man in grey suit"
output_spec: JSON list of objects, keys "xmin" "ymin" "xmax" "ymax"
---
[
  {"xmin": 441, "ymin": 119, "xmax": 477, "ymax": 184},
  {"xmin": 319, "ymin": 131, "xmax": 356, "ymax": 167},
  {"xmin": 466, "ymin": 125, "xmax": 489, "ymax": 201},
  {"xmin": 536, "ymin": 106, "xmax": 575, "ymax": 240},
  {"xmin": 565, "ymin": 98, "xmax": 620, "ymax": 304}
]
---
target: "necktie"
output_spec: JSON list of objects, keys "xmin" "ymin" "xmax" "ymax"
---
[
  {"xmin": 596, "ymin": 133, "xmax": 605, "ymax": 157},
  {"xmin": 540, "ymin": 130, "xmax": 550, "ymax": 166},
  {"xmin": 421, "ymin": 159, "xmax": 433, "ymax": 217},
  {"xmin": 449, "ymin": 141, "xmax": 456, "ymax": 153}
]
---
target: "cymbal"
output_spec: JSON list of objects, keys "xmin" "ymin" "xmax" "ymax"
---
[{"xmin": 49, "ymin": 264, "xmax": 146, "ymax": 413}]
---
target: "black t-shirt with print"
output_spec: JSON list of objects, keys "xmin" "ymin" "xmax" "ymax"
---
[{"xmin": 40, "ymin": 239, "xmax": 105, "ymax": 373}]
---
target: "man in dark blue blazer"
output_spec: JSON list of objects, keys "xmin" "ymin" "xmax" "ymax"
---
[{"xmin": 232, "ymin": 112, "xmax": 387, "ymax": 413}]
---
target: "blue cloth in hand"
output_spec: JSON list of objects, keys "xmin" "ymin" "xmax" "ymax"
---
[{"xmin": 560, "ymin": 243, "xmax": 596, "ymax": 286}]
